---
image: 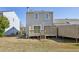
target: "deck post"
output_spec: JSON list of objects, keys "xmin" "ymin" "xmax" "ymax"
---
[
  {"xmin": 39, "ymin": 32, "xmax": 41, "ymax": 40},
  {"xmin": 45, "ymin": 36, "xmax": 46, "ymax": 39},
  {"xmin": 56, "ymin": 35, "xmax": 57, "ymax": 39},
  {"xmin": 76, "ymin": 38, "xmax": 78, "ymax": 43}
]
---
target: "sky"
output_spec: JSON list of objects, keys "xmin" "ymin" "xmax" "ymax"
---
[{"xmin": 1, "ymin": 7, "xmax": 79, "ymax": 26}]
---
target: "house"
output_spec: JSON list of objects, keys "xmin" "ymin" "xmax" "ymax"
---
[
  {"xmin": 0, "ymin": 11, "xmax": 20, "ymax": 36},
  {"xmin": 26, "ymin": 11, "xmax": 57, "ymax": 38}
]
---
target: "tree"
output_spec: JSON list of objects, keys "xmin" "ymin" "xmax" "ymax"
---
[{"xmin": 0, "ymin": 16, "xmax": 9, "ymax": 37}]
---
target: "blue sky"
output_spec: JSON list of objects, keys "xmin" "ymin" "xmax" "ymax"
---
[{"xmin": 1, "ymin": 7, "xmax": 79, "ymax": 26}]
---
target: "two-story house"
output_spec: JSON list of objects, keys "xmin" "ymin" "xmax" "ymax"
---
[{"xmin": 26, "ymin": 11, "xmax": 57, "ymax": 37}]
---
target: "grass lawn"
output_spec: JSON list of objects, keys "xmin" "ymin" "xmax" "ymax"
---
[{"xmin": 0, "ymin": 37, "xmax": 79, "ymax": 52}]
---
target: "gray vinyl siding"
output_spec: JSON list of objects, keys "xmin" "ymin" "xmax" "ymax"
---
[
  {"xmin": 26, "ymin": 11, "xmax": 54, "ymax": 36},
  {"xmin": 58, "ymin": 24, "xmax": 79, "ymax": 38}
]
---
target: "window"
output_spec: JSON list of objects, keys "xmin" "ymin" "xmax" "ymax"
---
[
  {"xmin": 34, "ymin": 26, "xmax": 40, "ymax": 33},
  {"xmin": 45, "ymin": 14, "xmax": 49, "ymax": 20},
  {"xmin": 35, "ymin": 14, "xmax": 38, "ymax": 19},
  {"xmin": 13, "ymin": 18, "xmax": 14, "ymax": 22}
]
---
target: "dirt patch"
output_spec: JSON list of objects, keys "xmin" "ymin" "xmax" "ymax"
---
[{"xmin": 0, "ymin": 37, "xmax": 79, "ymax": 52}]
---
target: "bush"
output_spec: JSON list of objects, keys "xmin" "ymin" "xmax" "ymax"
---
[
  {"xmin": 0, "ymin": 16, "xmax": 9, "ymax": 37},
  {"xmin": 0, "ymin": 28, "xmax": 5, "ymax": 37}
]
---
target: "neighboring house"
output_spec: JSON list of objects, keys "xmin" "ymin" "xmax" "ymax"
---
[
  {"xmin": 26, "ymin": 11, "xmax": 57, "ymax": 37},
  {"xmin": 54, "ymin": 19, "xmax": 79, "ymax": 25},
  {"xmin": 0, "ymin": 11, "xmax": 20, "ymax": 36}
]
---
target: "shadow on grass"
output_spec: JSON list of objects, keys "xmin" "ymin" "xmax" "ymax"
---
[
  {"xmin": 74, "ymin": 44, "xmax": 79, "ymax": 46},
  {"xmin": 47, "ymin": 36, "xmax": 78, "ymax": 43}
]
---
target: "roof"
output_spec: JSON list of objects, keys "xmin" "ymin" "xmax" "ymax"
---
[
  {"xmin": 55, "ymin": 19, "xmax": 79, "ymax": 23},
  {"xmin": 27, "ymin": 11, "xmax": 53, "ymax": 13},
  {"xmin": 55, "ymin": 19, "xmax": 79, "ymax": 21},
  {"xmin": 0, "ymin": 11, "xmax": 14, "ymax": 12}
]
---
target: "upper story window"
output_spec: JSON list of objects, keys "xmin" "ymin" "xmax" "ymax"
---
[
  {"xmin": 13, "ymin": 18, "xmax": 14, "ymax": 22},
  {"xmin": 45, "ymin": 14, "xmax": 49, "ymax": 20},
  {"xmin": 35, "ymin": 14, "xmax": 38, "ymax": 19}
]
